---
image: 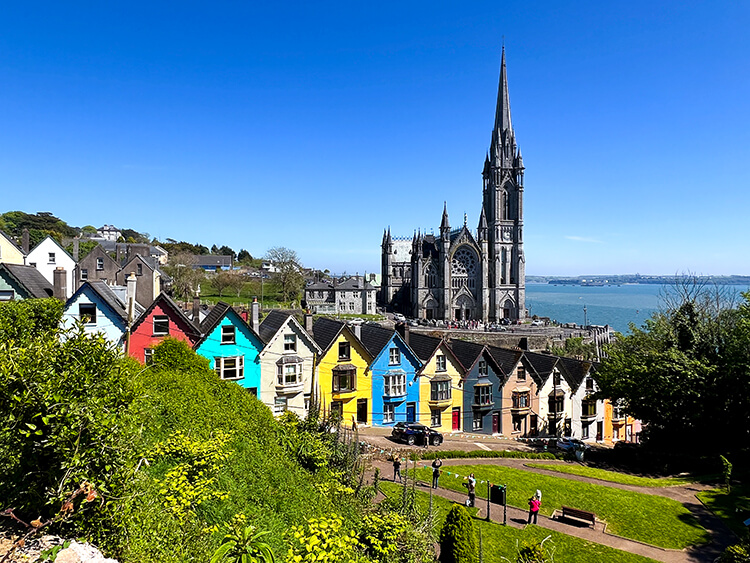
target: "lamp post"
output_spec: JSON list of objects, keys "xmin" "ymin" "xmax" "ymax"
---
[{"xmin": 583, "ymin": 304, "xmax": 588, "ymax": 328}]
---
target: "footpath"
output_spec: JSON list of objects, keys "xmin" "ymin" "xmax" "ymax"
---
[{"xmin": 366, "ymin": 457, "xmax": 735, "ymax": 563}]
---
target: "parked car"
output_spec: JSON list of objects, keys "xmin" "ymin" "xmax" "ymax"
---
[
  {"xmin": 531, "ymin": 319, "xmax": 544, "ymax": 326},
  {"xmin": 391, "ymin": 422, "xmax": 443, "ymax": 446},
  {"xmin": 553, "ymin": 437, "xmax": 590, "ymax": 452},
  {"xmin": 393, "ymin": 313, "xmax": 406, "ymax": 322}
]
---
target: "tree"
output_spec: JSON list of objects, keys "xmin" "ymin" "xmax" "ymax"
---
[
  {"xmin": 218, "ymin": 245, "xmax": 235, "ymax": 258},
  {"xmin": 212, "ymin": 271, "xmax": 240, "ymax": 297},
  {"xmin": 549, "ymin": 336, "xmax": 597, "ymax": 360},
  {"xmin": 596, "ymin": 283, "xmax": 750, "ymax": 454},
  {"xmin": 237, "ymin": 249, "xmax": 253, "ymax": 263},
  {"xmin": 164, "ymin": 253, "xmax": 206, "ymax": 302},
  {"xmin": 438, "ymin": 504, "xmax": 476, "ymax": 563},
  {"xmin": 265, "ymin": 247, "xmax": 304, "ymax": 304}
]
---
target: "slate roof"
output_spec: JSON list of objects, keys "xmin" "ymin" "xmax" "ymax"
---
[
  {"xmin": 359, "ymin": 324, "xmax": 395, "ymax": 359},
  {"xmin": 407, "ymin": 332, "xmax": 443, "ymax": 363},
  {"xmin": 524, "ymin": 351, "xmax": 576, "ymax": 388},
  {"xmin": 259, "ymin": 310, "xmax": 292, "ymax": 344},
  {"xmin": 0, "ymin": 264, "xmax": 54, "ymax": 298},
  {"xmin": 336, "ymin": 276, "xmax": 375, "ymax": 290},
  {"xmin": 69, "ymin": 281, "xmax": 144, "ymax": 323},
  {"xmin": 200, "ymin": 301, "xmax": 232, "ymax": 334},
  {"xmin": 487, "ymin": 346, "xmax": 523, "ymax": 377},
  {"xmin": 193, "ymin": 255, "xmax": 233, "ymax": 268},
  {"xmin": 558, "ymin": 357, "xmax": 593, "ymax": 391},
  {"xmin": 306, "ymin": 281, "xmax": 333, "ymax": 291},
  {"xmin": 448, "ymin": 339, "xmax": 503, "ymax": 375},
  {"xmin": 131, "ymin": 292, "xmax": 201, "ymax": 339},
  {"xmin": 312, "ymin": 317, "xmax": 346, "ymax": 353}
]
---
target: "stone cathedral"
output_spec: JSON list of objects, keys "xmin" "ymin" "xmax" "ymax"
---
[{"xmin": 380, "ymin": 48, "xmax": 526, "ymax": 322}]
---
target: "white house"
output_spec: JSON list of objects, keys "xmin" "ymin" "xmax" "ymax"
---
[
  {"xmin": 25, "ymin": 236, "xmax": 76, "ymax": 299},
  {"xmin": 526, "ymin": 352, "xmax": 574, "ymax": 438},
  {"xmin": 560, "ymin": 358, "xmax": 605, "ymax": 443}
]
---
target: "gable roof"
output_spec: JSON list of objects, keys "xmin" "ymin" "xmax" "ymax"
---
[
  {"xmin": 120, "ymin": 254, "xmax": 172, "ymax": 283},
  {"xmin": 336, "ymin": 276, "xmax": 375, "ymax": 291},
  {"xmin": 0, "ymin": 264, "xmax": 54, "ymax": 298},
  {"xmin": 558, "ymin": 356, "xmax": 593, "ymax": 391},
  {"xmin": 259, "ymin": 310, "xmax": 291, "ymax": 344},
  {"xmin": 194, "ymin": 301, "xmax": 262, "ymax": 348},
  {"xmin": 131, "ymin": 292, "xmax": 202, "ymax": 340},
  {"xmin": 67, "ymin": 281, "xmax": 144, "ymax": 324},
  {"xmin": 487, "ymin": 346, "xmax": 524, "ymax": 381},
  {"xmin": 358, "ymin": 324, "xmax": 396, "ymax": 359},
  {"xmin": 79, "ymin": 244, "xmax": 119, "ymax": 268},
  {"xmin": 408, "ymin": 332, "xmax": 465, "ymax": 374},
  {"xmin": 28, "ymin": 235, "xmax": 75, "ymax": 262},
  {"xmin": 448, "ymin": 339, "xmax": 502, "ymax": 376},
  {"xmin": 524, "ymin": 351, "xmax": 575, "ymax": 388},
  {"xmin": 0, "ymin": 230, "xmax": 25, "ymax": 256},
  {"xmin": 311, "ymin": 317, "xmax": 372, "ymax": 361}
]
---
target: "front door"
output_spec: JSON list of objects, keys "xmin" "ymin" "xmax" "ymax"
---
[
  {"xmin": 406, "ymin": 402, "xmax": 416, "ymax": 423},
  {"xmin": 452, "ymin": 407, "xmax": 461, "ymax": 431},
  {"xmin": 357, "ymin": 399, "xmax": 367, "ymax": 425},
  {"xmin": 492, "ymin": 413, "xmax": 499, "ymax": 434},
  {"xmin": 530, "ymin": 414, "xmax": 538, "ymax": 436}
]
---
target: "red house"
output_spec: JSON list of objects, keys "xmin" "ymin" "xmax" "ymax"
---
[{"xmin": 128, "ymin": 293, "xmax": 201, "ymax": 363}]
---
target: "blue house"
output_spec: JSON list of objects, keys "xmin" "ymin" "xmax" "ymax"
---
[
  {"xmin": 359, "ymin": 324, "xmax": 422, "ymax": 426},
  {"xmin": 194, "ymin": 301, "xmax": 264, "ymax": 395},
  {"xmin": 450, "ymin": 339, "xmax": 506, "ymax": 435}
]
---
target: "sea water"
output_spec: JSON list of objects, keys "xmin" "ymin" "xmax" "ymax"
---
[{"xmin": 524, "ymin": 283, "xmax": 746, "ymax": 334}]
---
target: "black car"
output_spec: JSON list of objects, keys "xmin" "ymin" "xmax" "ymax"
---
[{"xmin": 391, "ymin": 422, "xmax": 443, "ymax": 446}]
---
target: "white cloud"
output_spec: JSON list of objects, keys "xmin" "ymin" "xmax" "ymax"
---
[{"xmin": 565, "ymin": 235, "xmax": 603, "ymax": 244}]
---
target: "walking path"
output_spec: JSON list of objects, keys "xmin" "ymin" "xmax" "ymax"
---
[{"xmin": 366, "ymin": 457, "xmax": 736, "ymax": 563}]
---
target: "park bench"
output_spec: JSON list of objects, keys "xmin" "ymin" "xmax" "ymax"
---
[{"xmin": 560, "ymin": 506, "xmax": 596, "ymax": 527}]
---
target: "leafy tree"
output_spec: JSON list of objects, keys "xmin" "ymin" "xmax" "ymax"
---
[
  {"xmin": 121, "ymin": 228, "xmax": 149, "ymax": 243},
  {"xmin": 212, "ymin": 271, "xmax": 236, "ymax": 297},
  {"xmin": 596, "ymin": 284, "xmax": 750, "ymax": 454},
  {"xmin": 81, "ymin": 225, "xmax": 98, "ymax": 235},
  {"xmin": 549, "ymin": 336, "xmax": 597, "ymax": 360},
  {"xmin": 438, "ymin": 504, "xmax": 476, "ymax": 563},
  {"xmin": 164, "ymin": 252, "xmax": 206, "ymax": 302},
  {"xmin": 265, "ymin": 247, "xmax": 304, "ymax": 304},
  {"xmin": 218, "ymin": 245, "xmax": 235, "ymax": 258},
  {"xmin": 0, "ymin": 298, "xmax": 63, "ymax": 342},
  {"xmin": 65, "ymin": 239, "xmax": 99, "ymax": 261},
  {"xmin": 237, "ymin": 249, "xmax": 253, "ymax": 263}
]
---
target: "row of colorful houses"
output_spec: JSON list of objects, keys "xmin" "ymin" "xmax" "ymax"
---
[{"xmin": 59, "ymin": 282, "xmax": 639, "ymax": 444}]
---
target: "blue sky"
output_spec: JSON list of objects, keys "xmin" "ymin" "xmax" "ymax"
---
[{"xmin": 1, "ymin": 2, "xmax": 748, "ymax": 276}]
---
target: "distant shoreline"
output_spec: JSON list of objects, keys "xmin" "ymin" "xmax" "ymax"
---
[{"xmin": 527, "ymin": 275, "xmax": 750, "ymax": 286}]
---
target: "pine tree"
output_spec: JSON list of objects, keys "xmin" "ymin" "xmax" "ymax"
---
[{"xmin": 438, "ymin": 504, "xmax": 476, "ymax": 563}]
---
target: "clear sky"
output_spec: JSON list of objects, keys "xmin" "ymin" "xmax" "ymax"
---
[{"xmin": 1, "ymin": 2, "xmax": 748, "ymax": 276}]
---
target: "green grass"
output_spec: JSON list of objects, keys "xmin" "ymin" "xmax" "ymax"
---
[
  {"xmin": 524, "ymin": 462, "xmax": 692, "ymax": 487},
  {"xmin": 697, "ymin": 483, "xmax": 750, "ymax": 536},
  {"xmin": 411, "ymin": 464, "xmax": 709, "ymax": 549},
  {"xmin": 379, "ymin": 482, "xmax": 660, "ymax": 563}
]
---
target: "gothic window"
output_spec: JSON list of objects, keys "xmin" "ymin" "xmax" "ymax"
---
[
  {"xmin": 425, "ymin": 264, "xmax": 437, "ymax": 288},
  {"xmin": 450, "ymin": 247, "xmax": 478, "ymax": 291}
]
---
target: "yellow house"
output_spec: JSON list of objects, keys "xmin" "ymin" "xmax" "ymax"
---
[
  {"xmin": 0, "ymin": 230, "xmax": 25, "ymax": 265},
  {"xmin": 408, "ymin": 332, "xmax": 465, "ymax": 433},
  {"xmin": 312, "ymin": 317, "xmax": 374, "ymax": 427}
]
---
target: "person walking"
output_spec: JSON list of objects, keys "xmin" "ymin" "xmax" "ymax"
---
[
  {"xmin": 431, "ymin": 458, "xmax": 443, "ymax": 488},
  {"xmin": 393, "ymin": 457, "xmax": 402, "ymax": 482},
  {"xmin": 467, "ymin": 473, "xmax": 477, "ymax": 507},
  {"xmin": 528, "ymin": 495, "xmax": 541, "ymax": 524}
]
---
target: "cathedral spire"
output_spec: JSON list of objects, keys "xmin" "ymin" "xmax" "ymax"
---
[
  {"xmin": 490, "ymin": 46, "xmax": 516, "ymax": 168},
  {"xmin": 440, "ymin": 202, "xmax": 450, "ymax": 231}
]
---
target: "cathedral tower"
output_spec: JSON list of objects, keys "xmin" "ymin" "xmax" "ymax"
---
[{"xmin": 482, "ymin": 47, "xmax": 525, "ymax": 320}]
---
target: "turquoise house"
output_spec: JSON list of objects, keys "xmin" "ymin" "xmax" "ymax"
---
[
  {"xmin": 359, "ymin": 324, "xmax": 422, "ymax": 426},
  {"xmin": 194, "ymin": 302, "xmax": 264, "ymax": 395}
]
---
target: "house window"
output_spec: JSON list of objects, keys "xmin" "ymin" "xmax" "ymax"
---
[
  {"xmin": 284, "ymin": 334, "xmax": 297, "ymax": 352},
  {"xmin": 612, "ymin": 402, "xmax": 626, "ymax": 420},
  {"xmin": 96, "ymin": 257, "xmax": 104, "ymax": 270},
  {"xmin": 430, "ymin": 408, "xmax": 441, "ymax": 427},
  {"xmin": 431, "ymin": 380, "xmax": 451, "ymax": 401},
  {"xmin": 338, "ymin": 341, "xmax": 350, "ymax": 360},
  {"xmin": 582, "ymin": 399, "xmax": 597, "ymax": 418},
  {"xmin": 512, "ymin": 416, "xmax": 523, "ymax": 432},
  {"xmin": 383, "ymin": 403, "xmax": 395, "ymax": 423},
  {"xmin": 137, "ymin": 263, "xmax": 143, "ymax": 276},
  {"xmin": 153, "ymin": 315, "xmax": 169, "ymax": 336},
  {"xmin": 517, "ymin": 366, "xmax": 526, "ymax": 380},
  {"xmin": 389, "ymin": 347, "xmax": 400, "ymax": 365},
  {"xmin": 331, "ymin": 401, "xmax": 343, "ymax": 417},
  {"xmin": 435, "ymin": 354, "xmax": 447, "ymax": 372},
  {"xmin": 143, "ymin": 348, "xmax": 154, "ymax": 365},
  {"xmin": 553, "ymin": 373, "xmax": 561, "ymax": 386},
  {"xmin": 332, "ymin": 367, "xmax": 356, "ymax": 392},
  {"xmin": 349, "ymin": 302, "xmax": 355, "ymax": 311},
  {"xmin": 384, "ymin": 373, "xmax": 406, "ymax": 397},
  {"xmin": 221, "ymin": 325, "xmax": 236, "ymax": 344},
  {"xmin": 473, "ymin": 411, "xmax": 483, "ymax": 430},
  {"xmin": 277, "ymin": 362, "xmax": 300, "ymax": 385},
  {"xmin": 478, "ymin": 360, "xmax": 488, "ymax": 376},
  {"xmin": 304, "ymin": 393, "xmax": 311, "ymax": 411},
  {"xmin": 48, "ymin": 252, "xmax": 55, "ymax": 264},
  {"xmin": 512, "ymin": 391, "xmax": 530, "ymax": 409},
  {"xmin": 586, "ymin": 377, "xmax": 595, "ymax": 391},
  {"xmin": 0, "ymin": 290, "xmax": 14, "ymax": 301},
  {"xmin": 247, "ymin": 387, "xmax": 258, "ymax": 397},
  {"xmin": 214, "ymin": 356, "xmax": 244, "ymax": 380},
  {"xmin": 79, "ymin": 303, "xmax": 97, "ymax": 325},
  {"xmin": 274, "ymin": 396, "xmax": 288, "ymax": 415},
  {"xmin": 582, "ymin": 422, "xmax": 591, "ymax": 439},
  {"xmin": 475, "ymin": 386, "xmax": 492, "ymax": 406},
  {"xmin": 81, "ymin": 269, "xmax": 88, "ymax": 280},
  {"xmin": 548, "ymin": 395, "xmax": 564, "ymax": 414}
]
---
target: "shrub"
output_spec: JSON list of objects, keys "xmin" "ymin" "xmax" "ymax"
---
[
  {"xmin": 420, "ymin": 450, "xmax": 556, "ymax": 461},
  {"xmin": 438, "ymin": 504, "xmax": 476, "ymax": 563}
]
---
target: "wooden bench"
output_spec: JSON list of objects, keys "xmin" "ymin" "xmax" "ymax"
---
[{"xmin": 560, "ymin": 506, "xmax": 596, "ymax": 527}]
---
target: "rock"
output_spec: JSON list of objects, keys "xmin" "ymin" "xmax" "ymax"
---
[{"xmin": 52, "ymin": 540, "xmax": 118, "ymax": 563}]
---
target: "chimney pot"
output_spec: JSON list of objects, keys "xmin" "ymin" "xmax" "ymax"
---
[
  {"xmin": 52, "ymin": 267, "xmax": 67, "ymax": 301},
  {"xmin": 251, "ymin": 298, "xmax": 260, "ymax": 334},
  {"xmin": 22, "ymin": 228, "xmax": 30, "ymax": 255}
]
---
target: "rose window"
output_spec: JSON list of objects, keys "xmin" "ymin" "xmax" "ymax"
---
[{"xmin": 451, "ymin": 247, "xmax": 477, "ymax": 277}]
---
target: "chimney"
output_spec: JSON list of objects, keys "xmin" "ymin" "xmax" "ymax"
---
[
  {"xmin": 251, "ymin": 297, "xmax": 260, "ymax": 334},
  {"xmin": 116, "ymin": 244, "xmax": 127, "ymax": 264},
  {"xmin": 395, "ymin": 321, "xmax": 409, "ymax": 346},
  {"xmin": 353, "ymin": 324, "xmax": 361, "ymax": 340},
  {"xmin": 22, "ymin": 228, "xmax": 29, "ymax": 254},
  {"xmin": 192, "ymin": 295, "xmax": 201, "ymax": 329},
  {"xmin": 52, "ymin": 267, "xmax": 67, "ymax": 301},
  {"xmin": 73, "ymin": 237, "xmax": 80, "ymax": 262},
  {"xmin": 304, "ymin": 311, "xmax": 313, "ymax": 334}
]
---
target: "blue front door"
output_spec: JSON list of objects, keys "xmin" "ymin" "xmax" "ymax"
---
[{"xmin": 406, "ymin": 402, "xmax": 416, "ymax": 423}]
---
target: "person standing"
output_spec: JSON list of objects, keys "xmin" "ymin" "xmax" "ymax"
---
[
  {"xmin": 431, "ymin": 458, "xmax": 443, "ymax": 488},
  {"xmin": 393, "ymin": 457, "xmax": 402, "ymax": 482},
  {"xmin": 467, "ymin": 473, "xmax": 477, "ymax": 507},
  {"xmin": 528, "ymin": 495, "xmax": 541, "ymax": 524}
]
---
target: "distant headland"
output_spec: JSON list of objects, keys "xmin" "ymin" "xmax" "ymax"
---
[{"xmin": 528, "ymin": 274, "xmax": 750, "ymax": 286}]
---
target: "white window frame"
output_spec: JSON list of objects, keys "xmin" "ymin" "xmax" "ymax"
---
[
  {"xmin": 144, "ymin": 348, "xmax": 154, "ymax": 365},
  {"xmin": 435, "ymin": 354, "xmax": 447, "ymax": 372},
  {"xmin": 431, "ymin": 380, "xmax": 451, "ymax": 401},
  {"xmin": 430, "ymin": 408, "xmax": 441, "ymax": 427},
  {"xmin": 475, "ymin": 386, "xmax": 492, "ymax": 405},
  {"xmin": 221, "ymin": 325, "xmax": 236, "ymax": 344},
  {"xmin": 274, "ymin": 396, "xmax": 288, "ymax": 416},
  {"xmin": 153, "ymin": 315, "xmax": 169, "ymax": 336},
  {"xmin": 277, "ymin": 362, "xmax": 301, "ymax": 385},
  {"xmin": 48, "ymin": 252, "xmax": 56, "ymax": 264},
  {"xmin": 388, "ymin": 347, "xmax": 400, "ymax": 365},
  {"xmin": 215, "ymin": 356, "xmax": 245, "ymax": 380},
  {"xmin": 384, "ymin": 373, "xmax": 406, "ymax": 397},
  {"xmin": 383, "ymin": 403, "xmax": 395, "ymax": 423},
  {"xmin": 96, "ymin": 257, "xmax": 104, "ymax": 271},
  {"xmin": 284, "ymin": 333, "xmax": 297, "ymax": 352},
  {"xmin": 473, "ymin": 411, "xmax": 483, "ymax": 430},
  {"xmin": 478, "ymin": 360, "xmax": 488, "ymax": 376},
  {"xmin": 81, "ymin": 268, "xmax": 88, "ymax": 280}
]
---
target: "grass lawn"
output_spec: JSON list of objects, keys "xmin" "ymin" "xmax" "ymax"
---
[
  {"xmin": 697, "ymin": 483, "xmax": 750, "ymax": 536},
  {"xmin": 379, "ymin": 482, "xmax": 660, "ymax": 563},
  {"xmin": 524, "ymin": 462, "xmax": 692, "ymax": 487},
  {"xmin": 411, "ymin": 464, "xmax": 709, "ymax": 549}
]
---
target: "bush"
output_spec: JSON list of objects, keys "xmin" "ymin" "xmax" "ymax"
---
[
  {"xmin": 438, "ymin": 505, "xmax": 476, "ymax": 563},
  {"xmin": 420, "ymin": 450, "xmax": 556, "ymax": 461}
]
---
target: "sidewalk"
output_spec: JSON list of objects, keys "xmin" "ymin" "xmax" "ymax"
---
[{"xmin": 367, "ymin": 458, "xmax": 734, "ymax": 563}]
